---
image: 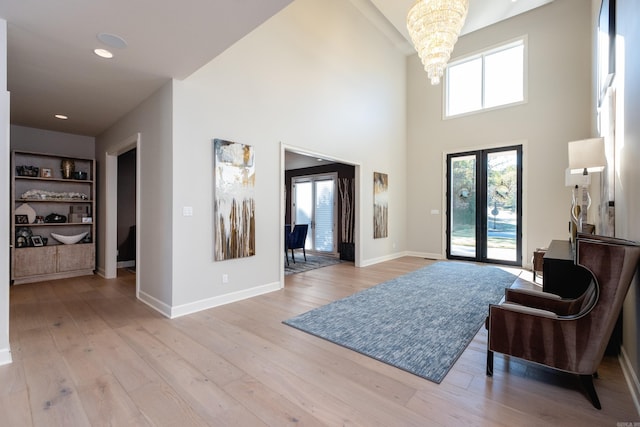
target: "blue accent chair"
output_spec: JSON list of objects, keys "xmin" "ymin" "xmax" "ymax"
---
[{"xmin": 287, "ymin": 224, "xmax": 308, "ymax": 264}]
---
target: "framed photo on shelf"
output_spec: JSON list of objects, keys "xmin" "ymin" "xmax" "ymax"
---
[
  {"xmin": 15, "ymin": 214, "xmax": 29, "ymax": 224},
  {"xmin": 40, "ymin": 168, "xmax": 53, "ymax": 178},
  {"xmin": 31, "ymin": 235, "xmax": 44, "ymax": 247}
]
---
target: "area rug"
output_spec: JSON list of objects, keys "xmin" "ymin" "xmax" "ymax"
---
[
  {"xmin": 283, "ymin": 261, "xmax": 518, "ymax": 383},
  {"xmin": 285, "ymin": 254, "xmax": 345, "ymax": 275}
]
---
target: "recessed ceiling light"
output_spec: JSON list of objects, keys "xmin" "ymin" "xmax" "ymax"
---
[
  {"xmin": 94, "ymin": 48, "xmax": 113, "ymax": 59},
  {"xmin": 97, "ymin": 32, "xmax": 127, "ymax": 49},
  {"xmin": 54, "ymin": 114, "xmax": 68, "ymax": 120}
]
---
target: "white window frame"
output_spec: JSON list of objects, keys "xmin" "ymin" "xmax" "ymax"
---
[{"xmin": 444, "ymin": 36, "xmax": 528, "ymax": 119}]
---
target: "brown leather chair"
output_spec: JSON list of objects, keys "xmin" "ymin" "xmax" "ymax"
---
[{"xmin": 486, "ymin": 236, "xmax": 640, "ymax": 409}]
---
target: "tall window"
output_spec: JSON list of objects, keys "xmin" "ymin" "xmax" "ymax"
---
[{"xmin": 446, "ymin": 38, "xmax": 526, "ymax": 118}]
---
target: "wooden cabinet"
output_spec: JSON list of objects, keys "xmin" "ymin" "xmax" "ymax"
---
[{"xmin": 11, "ymin": 151, "xmax": 96, "ymax": 284}]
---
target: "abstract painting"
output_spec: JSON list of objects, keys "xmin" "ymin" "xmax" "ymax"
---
[
  {"xmin": 373, "ymin": 172, "xmax": 388, "ymax": 239},
  {"xmin": 213, "ymin": 139, "xmax": 256, "ymax": 261}
]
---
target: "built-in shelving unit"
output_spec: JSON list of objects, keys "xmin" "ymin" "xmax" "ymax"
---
[{"xmin": 11, "ymin": 150, "xmax": 96, "ymax": 284}]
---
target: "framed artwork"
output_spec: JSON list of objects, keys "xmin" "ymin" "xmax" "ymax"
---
[
  {"xmin": 373, "ymin": 172, "xmax": 388, "ymax": 239},
  {"xmin": 213, "ymin": 139, "xmax": 256, "ymax": 261},
  {"xmin": 31, "ymin": 235, "xmax": 44, "ymax": 247},
  {"xmin": 597, "ymin": 0, "xmax": 615, "ymax": 106},
  {"xmin": 15, "ymin": 214, "xmax": 29, "ymax": 224},
  {"xmin": 40, "ymin": 168, "xmax": 53, "ymax": 178}
]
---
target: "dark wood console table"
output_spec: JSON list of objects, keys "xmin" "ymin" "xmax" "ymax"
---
[{"xmin": 542, "ymin": 240, "xmax": 592, "ymax": 298}]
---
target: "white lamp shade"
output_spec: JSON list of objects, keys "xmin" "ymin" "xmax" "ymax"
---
[{"xmin": 568, "ymin": 137, "xmax": 606, "ymax": 174}]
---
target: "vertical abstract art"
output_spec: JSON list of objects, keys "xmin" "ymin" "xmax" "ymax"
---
[
  {"xmin": 213, "ymin": 139, "xmax": 256, "ymax": 261},
  {"xmin": 373, "ymin": 172, "xmax": 388, "ymax": 239}
]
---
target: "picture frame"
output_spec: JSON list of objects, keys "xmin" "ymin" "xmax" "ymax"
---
[
  {"xmin": 40, "ymin": 167, "xmax": 53, "ymax": 178},
  {"xmin": 31, "ymin": 235, "xmax": 44, "ymax": 247},
  {"xmin": 15, "ymin": 214, "xmax": 29, "ymax": 224}
]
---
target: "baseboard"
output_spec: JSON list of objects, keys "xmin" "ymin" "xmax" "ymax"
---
[
  {"xmin": 619, "ymin": 346, "xmax": 640, "ymax": 416},
  {"xmin": 359, "ymin": 251, "xmax": 444, "ymax": 268},
  {"xmin": 95, "ymin": 267, "xmax": 107, "ymax": 278},
  {"xmin": 405, "ymin": 251, "xmax": 445, "ymax": 261},
  {"xmin": 169, "ymin": 281, "xmax": 283, "ymax": 318},
  {"xmin": 0, "ymin": 347, "xmax": 12, "ymax": 366},
  {"xmin": 359, "ymin": 252, "xmax": 406, "ymax": 267},
  {"xmin": 137, "ymin": 290, "xmax": 172, "ymax": 318},
  {"xmin": 117, "ymin": 260, "xmax": 135, "ymax": 269}
]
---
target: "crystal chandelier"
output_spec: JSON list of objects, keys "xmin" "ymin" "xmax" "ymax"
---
[{"xmin": 407, "ymin": 0, "xmax": 469, "ymax": 85}]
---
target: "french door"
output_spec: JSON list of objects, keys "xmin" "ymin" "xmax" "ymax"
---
[
  {"xmin": 291, "ymin": 173, "xmax": 337, "ymax": 254},
  {"xmin": 446, "ymin": 145, "xmax": 522, "ymax": 265}
]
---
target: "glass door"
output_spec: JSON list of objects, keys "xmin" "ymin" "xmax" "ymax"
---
[
  {"xmin": 447, "ymin": 146, "xmax": 522, "ymax": 265},
  {"xmin": 292, "ymin": 173, "xmax": 337, "ymax": 253}
]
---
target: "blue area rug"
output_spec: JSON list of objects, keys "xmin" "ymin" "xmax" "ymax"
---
[
  {"xmin": 285, "ymin": 254, "xmax": 345, "ymax": 275},
  {"xmin": 283, "ymin": 261, "xmax": 517, "ymax": 383}
]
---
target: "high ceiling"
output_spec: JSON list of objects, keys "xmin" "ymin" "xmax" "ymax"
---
[{"xmin": 0, "ymin": 0, "xmax": 552, "ymax": 137}]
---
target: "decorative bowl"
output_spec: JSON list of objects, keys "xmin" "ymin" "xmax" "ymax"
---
[{"xmin": 51, "ymin": 232, "xmax": 88, "ymax": 245}]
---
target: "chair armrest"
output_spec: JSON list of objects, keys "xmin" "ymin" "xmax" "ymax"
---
[
  {"xmin": 505, "ymin": 288, "xmax": 574, "ymax": 315},
  {"xmin": 500, "ymin": 302, "xmax": 558, "ymax": 319}
]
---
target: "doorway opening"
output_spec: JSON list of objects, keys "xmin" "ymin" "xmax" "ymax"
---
[
  {"xmin": 446, "ymin": 145, "xmax": 522, "ymax": 265},
  {"xmin": 283, "ymin": 148, "xmax": 359, "ymax": 276}
]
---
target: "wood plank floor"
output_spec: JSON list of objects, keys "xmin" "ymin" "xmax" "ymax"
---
[{"xmin": 1, "ymin": 257, "xmax": 638, "ymax": 426}]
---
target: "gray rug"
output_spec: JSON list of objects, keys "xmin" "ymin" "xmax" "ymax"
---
[
  {"xmin": 283, "ymin": 261, "xmax": 517, "ymax": 383},
  {"xmin": 285, "ymin": 254, "xmax": 345, "ymax": 275}
]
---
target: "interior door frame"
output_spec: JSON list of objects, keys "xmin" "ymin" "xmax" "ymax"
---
[{"xmin": 445, "ymin": 144, "xmax": 523, "ymax": 266}]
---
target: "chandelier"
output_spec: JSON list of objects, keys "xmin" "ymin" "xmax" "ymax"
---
[{"xmin": 407, "ymin": 0, "xmax": 469, "ymax": 85}]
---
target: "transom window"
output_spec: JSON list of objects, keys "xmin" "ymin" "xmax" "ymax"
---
[{"xmin": 445, "ymin": 38, "xmax": 526, "ymax": 118}]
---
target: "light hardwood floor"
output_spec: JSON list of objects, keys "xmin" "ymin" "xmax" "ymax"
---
[{"xmin": 1, "ymin": 257, "xmax": 638, "ymax": 426}]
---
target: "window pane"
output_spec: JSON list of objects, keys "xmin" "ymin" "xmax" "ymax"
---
[
  {"xmin": 447, "ymin": 58, "xmax": 482, "ymax": 116},
  {"xmin": 485, "ymin": 45, "xmax": 524, "ymax": 108}
]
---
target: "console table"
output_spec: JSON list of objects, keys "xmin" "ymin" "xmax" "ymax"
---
[{"xmin": 542, "ymin": 240, "xmax": 592, "ymax": 298}]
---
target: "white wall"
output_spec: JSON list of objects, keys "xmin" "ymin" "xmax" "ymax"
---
[
  {"xmin": 0, "ymin": 18, "xmax": 11, "ymax": 365},
  {"xmin": 169, "ymin": 0, "xmax": 407, "ymax": 313},
  {"xmin": 95, "ymin": 82, "xmax": 174, "ymax": 314},
  {"xmin": 406, "ymin": 0, "xmax": 592, "ymax": 265},
  {"xmin": 10, "ymin": 125, "xmax": 95, "ymax": 157}
]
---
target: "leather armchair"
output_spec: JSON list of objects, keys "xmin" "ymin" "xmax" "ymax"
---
[{"xmin": 486, "ymin": 236, "xmax": 640, "ymax": 409}]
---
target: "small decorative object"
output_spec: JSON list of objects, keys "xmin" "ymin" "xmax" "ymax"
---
[
  {"xmin": 16, "ymin": 165, "xmax": 39, "ymax": 177},
  {"xmin": 35, "ymin": 215, "xmax": 45, "ymax": 224},
  {"xmin": 61, "ymin": 158, "xmax": 75, "ymax": 179},
  {"xmin": 16, "ymin": 227, "xmax": 33, "ymax": 247},
  {"xmin": 31, "ymin": 235, "xmax": 44, "ymax": 247},
  {"xmin": 42, "ymin": 237, "xmax": 48, "ymax": 246},
  {"xmin": 51, "ymin": 232, "xmax": 88, "ymax": 245},
  {"xmin": 15, "ymin": 214, "xmax": 29, "ymax": 224},
  {"xmin": 45, "ymin": 213, "xmax": 67, "ymax": 223},
  {"xmin": 82, "ymin": 217, "xmax": 93, "ymax": 223},
  {"xmin": 15, "ymin": 236, "xmax": 28, "ymax": 248},
  {"xmin": 40, "ymin": 168, "xmax": 53, "ymax": 178},
  {"xmin": 72, "ymin": 171, "xmax": 88, "ymax": 180},
  {"xmin": 15, "ymin": 203, "xmax": 36, "ymax": 223}
]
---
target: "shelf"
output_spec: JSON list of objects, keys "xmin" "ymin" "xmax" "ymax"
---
[
  {"xmin": 15, "ymin": 176, "xmax": 93, "ymax": 184},
  {"xmin": 14, "ymin": 222, "xmax": 93, "ymax": 227},
  {"xmin": 16, "ymin": 199, "xmax": 92, "ymax": 203}
]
